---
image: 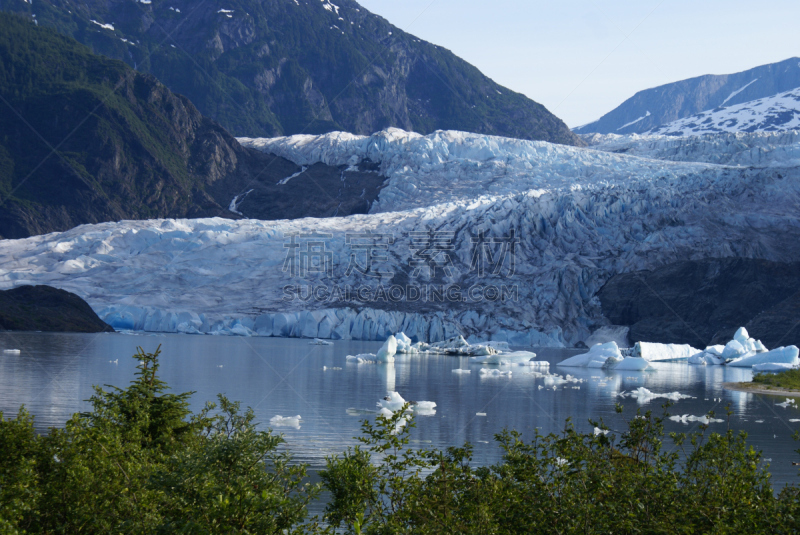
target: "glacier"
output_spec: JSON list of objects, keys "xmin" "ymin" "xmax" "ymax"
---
[{"xmin": 1, "ymin": 128, "xmax": 800, "ymax": 345}]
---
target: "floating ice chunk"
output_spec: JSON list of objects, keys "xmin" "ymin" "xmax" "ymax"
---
[
  {"xmin": 470, "ymin": 350, "xmax": 535, "ymax": 365},
  {"xmin": 669, "ymin": 414, "xmax": 724, "ymax": 424},
  {"xmin": 346, "ymin": 353, "xmax": 375, "ymax": 363},
  {"xmin": 594, "ymin": 427, "xmax": 610, "ymax": 436},
  {"xmin": 518, "ymin": 360, "xmax": 550, "ymax": 367},
  {"xmin": 790, "ymin": 419, "xmax": 800, "ymax": 423},
  {"xmin": 776, "ymin": 398, "xmax": 797, "ymax": 408},
  {"xmin": 558, "ymin": 342, "xmax": 621, "ymax": 368},
  {"xmin": 622, "ymin": 387, "xmax": 694, "ymax": 404},
  {"xmin": 633, "ymin": 342, "xmax": 701, "ymax": 362},
  {"xmin": 753, "ymin": 362, "xmax": 797, "ymax": 373},
  {"xmin": 309, "ymin": 338, "xmax": 333, "ymax": 345},
  {"xmin": 270, "ymin": 415, "xmax": 301, "ymax": 428},
  {"xmin": 375, "ymin": 335, "xmax": 397, "ymax": 362},
  {"xmin": 733, "ymin": 327, "xmax": 750, "ymax": 345},
  {"xmin": 377, "ymin": 391, "xmax": 436, "ymax": 415},
  {"xmin": 476, "ymin": 412, "xmax": 487, "ymax": 416},
  {"xmin": 727, "ymin": 346, "xmax": 799, "ymax": 368},
  {"xmin": 2, "ymin": 349, "xmax": 21, "ymax": 354},
  {"xmin": 394, "ymin": 332, "xmax": 414, "ymax": 352},
  {"xmin": 722, "ymin": 340, "xmax": 748, "ymax": 360},
  {"xmin": 479, "ymin": 368, "xmax": 512, "ymax": 377},
  {"xmin": 606, "ymin": 357, "xmax": 653, "ymax": 371},
  {"xmin": 451, "ymin": 368, "xmax": 471, "ymax": 374}
]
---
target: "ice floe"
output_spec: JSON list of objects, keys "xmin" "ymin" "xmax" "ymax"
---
[
  {"xmin": 669, "ymin": 414, "xmax": 724, "ymax": 424},
  {"xmin": 619, "ymin": 387, "xmax": 694, "ymax": 404},
  {"xmin": 309, "ymin": 338, "xmax": 334, "ymax": 345},
  {"xmin": 377, "ymin": 391, "xmax": 436, "ymax": 416},
  {"xmin": 269, "ymin": 415, "xmax": 301, "ymax": 428}
]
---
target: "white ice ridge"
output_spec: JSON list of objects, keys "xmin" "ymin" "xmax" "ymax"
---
[
  {"xmin": 3, "ymin": 128, "xmax": 800, "ymax": 344},
  {"xmin": 582, "ymin": 130, "xmax": 800, "ymax": 166},
  {"xmin": 686, "ymin": 326, "xmax": 799, "ymax": 368}
]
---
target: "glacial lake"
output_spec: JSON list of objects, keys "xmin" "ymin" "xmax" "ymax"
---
[{"xmin": 2, "ymin": 331, "xmax": 800, "ymax": 490}]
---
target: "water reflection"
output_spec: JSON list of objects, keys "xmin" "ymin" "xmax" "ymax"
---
[{"xmin": 1, "ymin": 332, "xmax": 799, "ymax": 488}]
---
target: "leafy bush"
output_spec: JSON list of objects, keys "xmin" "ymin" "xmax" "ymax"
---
[{"xmin": 2, "ymin": 349, "xmax": 800, "ymax": 534}]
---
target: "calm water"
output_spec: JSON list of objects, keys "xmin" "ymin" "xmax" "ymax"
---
[{"xmin": 1, "ymin": 331, "xmax": 800, "ymax": 489}]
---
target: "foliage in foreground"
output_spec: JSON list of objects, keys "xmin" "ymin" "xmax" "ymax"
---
[
  {"xmin": 2, "ymin": 347, "xmax": 800, "ymax": 534},
  {"xmin": 753, "ymin": 368, "xmax": 800, "ymax": 390}
]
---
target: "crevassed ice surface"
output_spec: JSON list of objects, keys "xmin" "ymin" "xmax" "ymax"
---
[{"xmin": 2, "ymin": 128, "xmax": 800, "ymax": 345}]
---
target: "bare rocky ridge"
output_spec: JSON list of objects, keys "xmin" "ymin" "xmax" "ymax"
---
[{"xmin": 597, "ymin": 258, "xmax": 800, "ymax": 348}]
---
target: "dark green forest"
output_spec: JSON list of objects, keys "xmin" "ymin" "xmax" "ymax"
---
[{"xmin": 1, "ymin": 346, "xmax": 799, "ymax": 534}]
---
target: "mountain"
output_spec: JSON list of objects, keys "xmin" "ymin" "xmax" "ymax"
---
[
  {"xmin": 2, "ymin": 128, "xmax": 799, "ymax": 346},
  {"xmin": 0, "ymin": 285, "xmax": 114, "ymax": 333},
  {"xmin": 0, "ymin": 13, "xmax": 386, "ymax": 239},
  {"xmin": 574, "ymin": 57, "xmax": 800, "ymax": 135},
  {"xmin": 643, "ymin": 87, "xmax": 800, "ymax": 136},
  {"xmin": 598, "ymin": 259, "xmax": 800, "ymax": 348},
  {"xmin": 0, "ymin": 0, "xmax": 582, "ymax": 146}
]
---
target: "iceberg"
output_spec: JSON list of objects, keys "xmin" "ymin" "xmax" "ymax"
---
[
  {"xmin": 606, "ymin": 357, "xmax": 653, "ymax": 371},
  {"xmin": 377, "ymin": 391, "xmax": 436, "ymax": 415},
  {"xmin": 346, "ymin": 354, "xmax": 375, "ymax": 363},
  {"xmin": 727, "ymin": 346, "xmax": 799, "ymax": 368},
  {"xmin": 375, "ymin": 335, "xmax": 398, "ymax": 362},
  {"xmin": 620, "ymin": 387, "xmax": 694, "ymax": 404},
  {"xmin": 479, "ymin": 368, "xmax": 512, "ymax": 377},
  {"xmin": 557, "ymin": 342, "xmax": 622, "ymax": 368},
  {"xmin": 633, "ymin": 342, "xmax": 701, "ymax": 362},
  {"xmin": 752, "ymin": 362, "xmax": 797, "ymax": 373},
  {"xmin": 309, "ymin": 338, "xmax": 334, "ymax": 346},
  {"xmin": 269, "ymin": 415, "xmax": 301, "ymax": 428},
  {"xmin": 469, "ymin": 350, "xmax": 536, "ymax": 365},
  {"xmin": 669, "ymin": 414, "xmax": 724, "ymax": 424}
]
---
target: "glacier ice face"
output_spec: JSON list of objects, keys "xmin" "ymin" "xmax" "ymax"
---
[{"xmin": 2, "ymin": 128, "xmax": 800, "ymax": 344}]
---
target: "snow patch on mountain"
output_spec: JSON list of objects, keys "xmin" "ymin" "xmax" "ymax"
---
[
  {"xmin": 645, "ymin": 87, "xmax": 800, "ymax": 136},
  {"xmin": 616, "ymin": 111, "xmax": 650, "ymax": 131}
]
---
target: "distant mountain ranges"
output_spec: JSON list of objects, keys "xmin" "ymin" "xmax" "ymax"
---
[
  {"xmin": 575, "ymin": 57, "xmax": 800, "ymax": 135},
  {"xmin": 0, "ymin": 0, "xmax": 580, "ymax": 145}
]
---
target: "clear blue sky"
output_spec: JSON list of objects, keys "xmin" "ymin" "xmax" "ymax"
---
[{"xmin": 357, "ymin": 0, "xmax": 800, "ymax": 128}]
